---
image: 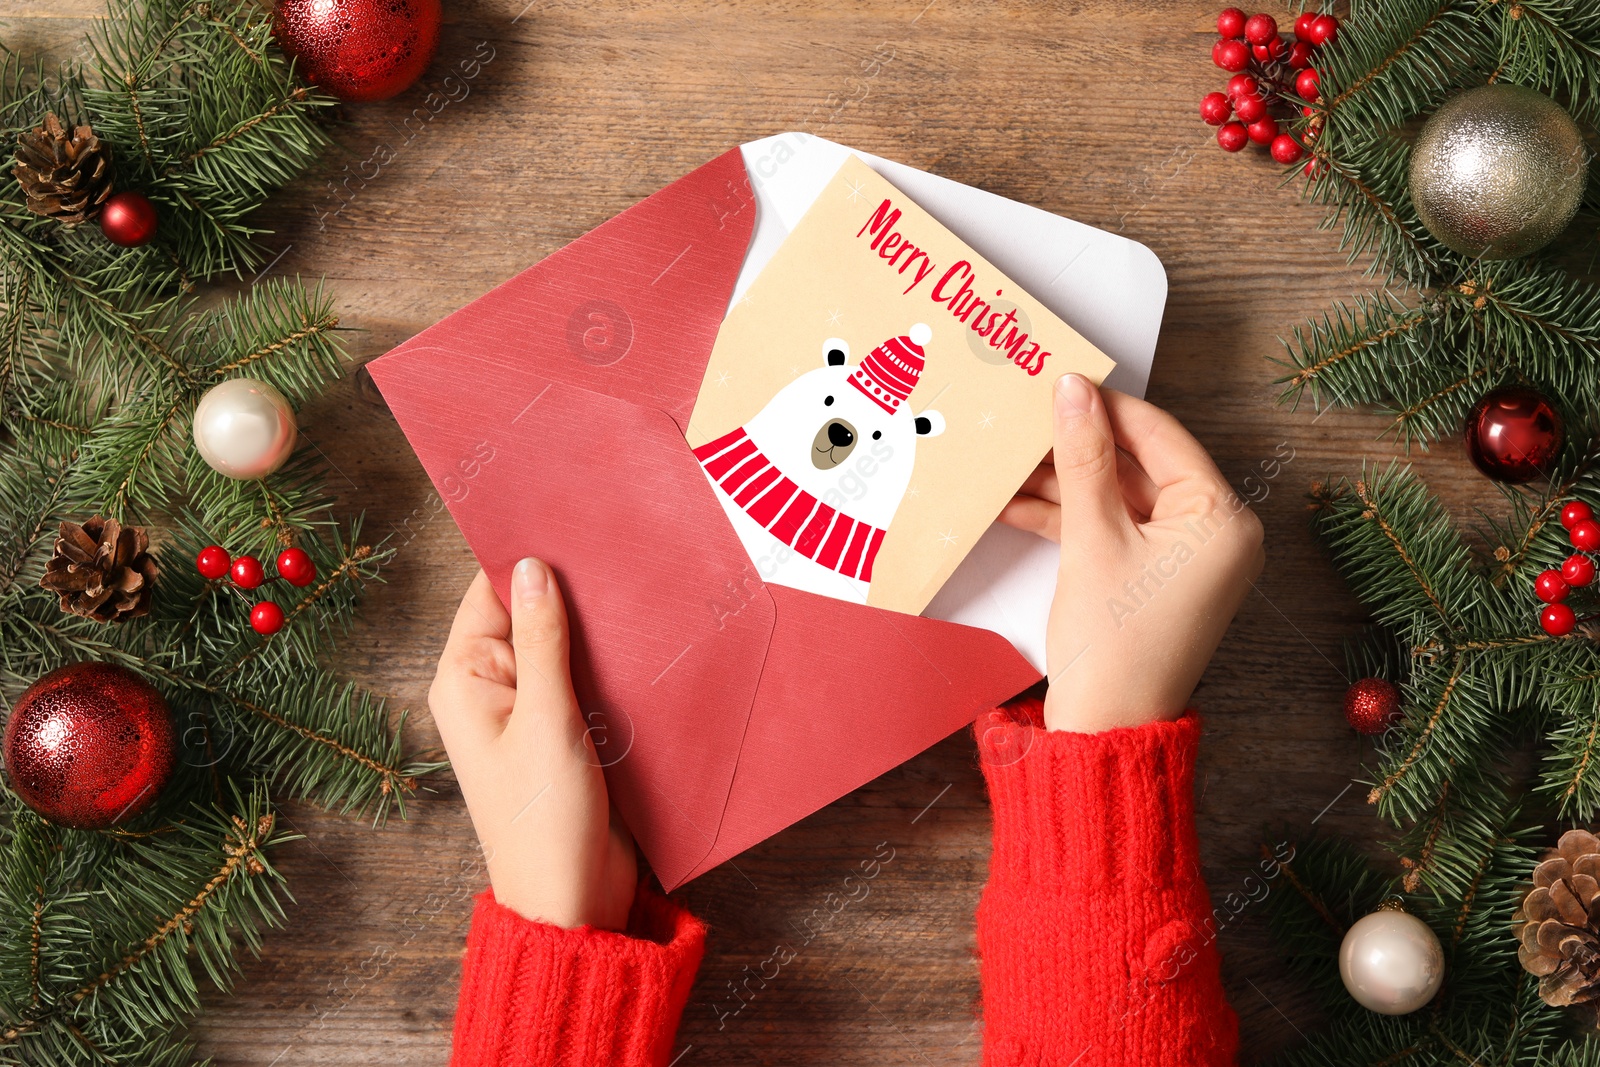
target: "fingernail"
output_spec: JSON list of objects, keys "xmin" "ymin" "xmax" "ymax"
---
[
  {"xmin": 1055, "ymin": 373, "xmax": 1093, "ymax": 417},
  {"xmin": 513, "ymin": 557, "xmax": 548, "ymax": 601}
]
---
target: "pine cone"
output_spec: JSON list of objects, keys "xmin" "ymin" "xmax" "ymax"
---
[
  {"xmin": 38, "ymin": 518, "xmax": 157, "ymax": 623},
  {"xmin": 13, "ymin": 113, "xmax": 113, "ymax": 226},
  {"xmin": 1517, "ymin": 829, "xmax": 1600, "ymax": 1006}
]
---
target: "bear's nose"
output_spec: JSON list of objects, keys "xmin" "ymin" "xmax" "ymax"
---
[{"xmin": 812, "ymin": 418, "xmax": 858, "ymax": 470}]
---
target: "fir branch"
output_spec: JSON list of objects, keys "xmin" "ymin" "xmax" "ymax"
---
[
  {"xmin": 66, "ymin": 813, "xmax": 273, "ymax": 1010},
  {"xmin": 1368, "ymin": 656, "xmax": 1469, "ymax": 807}
]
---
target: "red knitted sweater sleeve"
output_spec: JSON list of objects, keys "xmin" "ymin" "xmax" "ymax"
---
[
  {"xmin": 974, "ymin": 698, "xmax": 1239, "ymax": 1066},
  {"xmin": 449, "ymin": 886, "xmax": 704, "ymax": 1067}
]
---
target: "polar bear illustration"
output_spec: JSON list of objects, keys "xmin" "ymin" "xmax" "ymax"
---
[{"xmin": 693, "ymin": 323, "xmax": 945, "ymax": 604}]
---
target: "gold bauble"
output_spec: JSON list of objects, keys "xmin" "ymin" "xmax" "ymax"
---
[{"xmin": 1408, "ymin": 84, "xmax": 1588, "ymax": 260}]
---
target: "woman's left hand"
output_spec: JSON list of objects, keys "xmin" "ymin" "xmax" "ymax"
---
[{"xmin": 429, "ymin": 560, "xmax": 637, "ymax": 930}]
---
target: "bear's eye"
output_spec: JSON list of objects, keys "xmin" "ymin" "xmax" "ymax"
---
[
  {"xmin": 824, "ymin": 395, "xmax": 834, "ymax": 406},
  {"xmin": 872, "ymin": 430, "xmax": 882, "ymax": 440}
]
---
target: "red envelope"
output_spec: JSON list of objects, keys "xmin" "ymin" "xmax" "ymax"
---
[{"xmin": 369, "ymin": 148, "xmax": 1040, "ymax": 890}]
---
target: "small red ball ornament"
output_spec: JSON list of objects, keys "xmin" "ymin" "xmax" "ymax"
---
[
  {"xmin": 1217, "ymin": 7, "xmax": 1248, "ymax": 38},
  {"xmin": 1217, "ymin": 122, "xmax": 1249, "ymax": 152},
  {"xmin": 1226, "ymin": 74, "xmax": 1259, "ymax": 100},
  {"xmin": 275, "ymin": 547, "xmax": 317, "ymax": 587},
  {"xmin": 99, "ymin": 191, "xmax": 158, "ymax": 248},
  {"xmin": 1542, "ymin": 602, "xmax": 1578, "ymax": 637},
  {"xmin": 1296, "ymin": 68, "xmax": 1321, "ymax": 102},
  {"xmin": 1213, "ymin": 38, "xmax": 1251, "ymax": 72},
  {"xmin": 1234, "ymin": 92, "xmax": 1267, "ymax": 124},
  {"xmin": 1308, "ymin": 14, "xmax": 1339, "ymax": 45},
  {"xmin": 1201, "ymin": 92, "xmax": 1233, "ymax": 125},
  {"xmin": 1294, "ymin": 11, "xmax": 1318, "ymax": 39},
  {"xmin": 1344, "ymin": 678, "xmax": 1401, "ymax": 735},
  {"xmin": 1463, "ymin": 386, "xmax": 1564, "ymax": 484},
  {"xmin": 2, "ymin": 663, "xmax": 175, "ymax": 828},
  {"xmin": 1562, "ymin": 501, "xmax": 1595, "ymax": 531},
  {"xmin": 1573, "ymin": 520, "xmax": 1600, "ymax": 553},
  {"xmin": 1536, "ymin": 569, "xmax": 1571, "ymax": 603},
  {"xmin": 1564, "ymin": 553, "xmax": 1597, "ymax": 587},
  {"xmin": 1244, "ymin": 12, "xmax": 1278, "ymax": 44},
  {"xmin": 1271, "ymin": 134, "xmax": 1305, "ymax": 164},
  {"xmin": 250, "ymin": 601, "xmax": 286, "ymax": 635},
  {"xmin": 273, "ymin": 0, "xmax": 442, "ymax": 103},
  {"xmin": 230, "ymin": 555, "xmax": 265, "ymax": 589},
  {"xmin": 1247, "ymin": 117, "xmax": 1280, "ymax": 145},
  {"xmin": 196, "ymin": 545, "xmax": 231, "ymax": 580}
]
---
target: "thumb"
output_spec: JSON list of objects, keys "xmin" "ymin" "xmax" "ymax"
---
[
  {"xmin": 507, "ymin": 557, "xmax": 585, "ymax": 740},
  {"xmin": 1051, "ymin": 374, "xmax": 1129, "ymax": 553}
]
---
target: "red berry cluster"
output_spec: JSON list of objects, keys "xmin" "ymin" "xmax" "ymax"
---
[
  {"xmin": 195, "ymin": 544, "xmax": 317, "ymax": 635},
  {"xmin": 1535, "ymin": 501, "xmax": 1600, "ymax": 636},
  {"xmin": 1202, "ymin": 8, "xmax": 1338, "ymax": 167}
]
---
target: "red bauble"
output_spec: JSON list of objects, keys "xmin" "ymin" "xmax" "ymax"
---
[
  {"xmin": 273, "ymin": 0, "xmax": 442, "ymax": 102},
  {"xmin": 1573, "ymin": 520, "xmax": 1600, "ymax": 553},
  {"xmin": 1294, "ymin": 11, "xmax": 1318, "ymax": 39},
  {"xmin": 1200, "ymin": 92, "xmax": 1233, "ymax": 125},
  {"xmin": 276, "ymin": 547, "xmax": 317, "ymax": 587},
  {"xmin": 1464, "ymin": 386, "xmax": 1564, "ymax": 484},
  {"xmin": 1271, "ymin": 134, "xmax": 1305, "ymax": 164},
  {"xmin": 1542, "ymin": 602, "xmax": 1578, "ymax": 637},
  {"xmin": 1288, "ymin": 40, "xmax": 1314, "ymax": 68},
  {"xmin": 1247, "ymin": 117, "xmax": 1280, "ymax": 145},
  {"xmin": 230, "ymin": 555, "xmax": 265, "ymax": 589},
  {"xmin": 196, "ymin": 544, "xmax": 231, "ymax": 580},
  {"xmin": 1244, "ymin": 12, "xmax": 1278, "ymax": 43},
  {"xmin": 1213, "ymin": 38, "xmax": 1251, "ymax": 72},
  {"xmin": 99, "ymin": 191, "xmax": 158, "ymax": 248},
  {"xmin": 1296, "ymin": 68, "xmax": 1321, "ymax": 102},
  {"xmin": 1561, "ymin": 501, "xmax": 1594, "ymax": 531},
  {"xmin": 1344, "ymin": 677, "xmax": 1401, "ymax": 735},
  {"xmin": 250, "ymin": 601, "xmax": 286, "ymax": 635},
  {"xmin": 1536, "ymin": 569, "xmax": 1571, "ymax": 603},
  {"xmin": 1234, "ymin": 92, "xmax": 1267, "ymax": 124},
  {"xmin": 1217, "ymin": 122, "xmax": 1249, "ymax": 152},
  {"xmin": 2, "ymin": 663, "xmax": 174, "ymax": 828},
  {"xmin": 1563, "ymin": 553, "xmax": 1597, "ymax": 587},
  {"xmin": 1217, "ymin": 7, "xmax": 1248, "ymax": 38},
  {"xmin": 1308, "ymin": 14, "xmax": 1339, "ymax": 44},
  {"xmin": 1226, "ymin": 73, "xmax": 1259, "ymax": 100}
]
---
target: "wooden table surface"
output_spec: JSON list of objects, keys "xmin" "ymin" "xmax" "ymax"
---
[{"xmin": 2, "ymin": 1, "xmax": 1510, "ymax": 1062}]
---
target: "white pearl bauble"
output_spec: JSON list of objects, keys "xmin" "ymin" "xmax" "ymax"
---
[
  {"xmin": 1339, "ymin": 909, "xmax": 1445, "ymax": 1015},
  {"xmin": 192, "ymin": 378, "xmax": 297, "ymax": 480}
]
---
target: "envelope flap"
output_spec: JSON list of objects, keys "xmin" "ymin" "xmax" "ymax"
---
[
  {"xmin": 670, "ymin": 584, "xmax": 1039, "ymax": 888},
  {"xmin": 372, "ymin": 360, "xmax": 777, "ymax": 882},
  {"xmin": 372, "ymin": 147, "xmax": 756, "ymax": 428}
]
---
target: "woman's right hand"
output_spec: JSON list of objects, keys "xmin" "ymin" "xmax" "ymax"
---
[{"xmin": 998, "ymin": 374, "xmax": 1264, "ymax": 733}]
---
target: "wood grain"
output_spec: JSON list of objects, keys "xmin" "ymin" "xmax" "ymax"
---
[{"xmin": 0, "ymin": 1, "xmax": 1516, "ymax": 1062}]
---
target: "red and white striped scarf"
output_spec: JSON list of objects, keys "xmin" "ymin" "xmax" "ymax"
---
[{"xmin": 693, "ymin": 427, "xmax": 886, "ymax": 582}]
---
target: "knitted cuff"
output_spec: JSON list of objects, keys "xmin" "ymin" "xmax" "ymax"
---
[
  {"xmin": 972, "ymin": 698, "xmax": 1238, "ymax": 1067},
  {"xmin": 451, "ymin": 886, "xmax": 705, "ymax": 1067},
  {"xmin": 974, "ymin": 698, "xmax": 1204, "ymax": 893}
]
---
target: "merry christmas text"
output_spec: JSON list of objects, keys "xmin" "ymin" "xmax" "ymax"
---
[{"xmin": 857, "ymin": 197, "xmax": 1051, "ymax": 376}]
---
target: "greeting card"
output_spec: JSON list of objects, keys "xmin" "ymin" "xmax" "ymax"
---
[{"xmin": 687, "ymin": 156, "xmax": 1116, "ymax": 614}]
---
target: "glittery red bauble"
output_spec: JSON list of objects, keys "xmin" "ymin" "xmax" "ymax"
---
[
  {"xmin": 99, "ymin": 191, "xmax": 158, "ymax": 248},
  {"xmin": 273, "ymin": 0, "xmax": 442, "ymax": 103},
  {"xmin": 1463, "ymin": 386, "xmax": 1564, "ymax": 484},
  {"xmin": 1344, "ymin": 677, "xmax": 1401, "ymax": 735},
  {"xmin": 2, "ymin": 663, "xmax": 175, "ymax": 828}
]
